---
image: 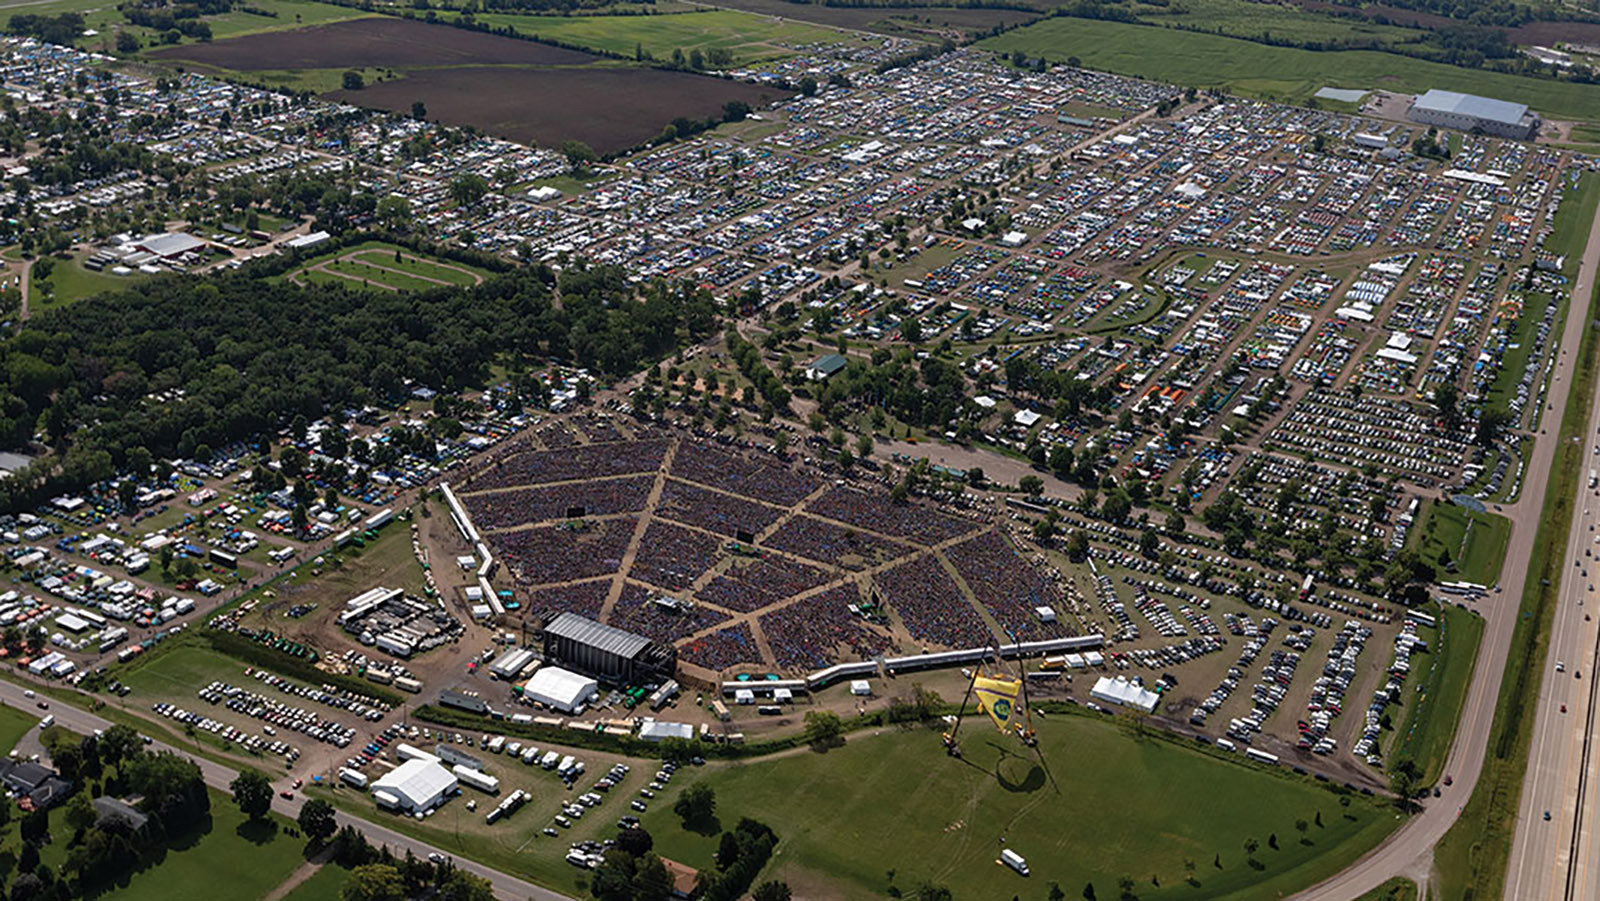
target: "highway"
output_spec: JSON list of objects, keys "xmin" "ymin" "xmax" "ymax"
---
[
  {"xmin": 1505, "ymin": 233, "xmax": 1600, "ymax": 898},
  {"xmin": 0, "ymin": 680, "xmax": 571, "ymax": 901},
  {"xmin": 1297, "ymin": 183, "xmax": 1600, "ymax": 899}
]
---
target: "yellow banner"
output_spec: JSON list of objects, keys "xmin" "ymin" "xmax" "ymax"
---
[{"xmin": 973, "ymin": 673, "xmax": 1022, "ymax": 734}]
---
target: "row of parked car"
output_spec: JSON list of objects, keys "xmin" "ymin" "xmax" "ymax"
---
[
  {"xmin": 196, "ymin": 680, "xmax": 357, "ymax": 748},
  {"xmin": 150, "ymin": 700, "xmax": 300, "ymax": 761}
]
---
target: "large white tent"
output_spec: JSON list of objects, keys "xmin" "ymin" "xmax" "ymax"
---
[
  {"xmin": 370, "ymin": 758, "xmax": 457, "ymax": 812},
  {"xmin": 522, "ymin": 665, "xmax": 599, "ymax": 713},
  {"xmin": 1090, "ymin": 676, "xmax": 1159, "ymax": 713}
]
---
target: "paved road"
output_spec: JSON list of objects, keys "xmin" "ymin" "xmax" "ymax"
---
[
  {"xmin": 1295, "ymin": 181, "xmax": 1600, "ymax": 899},
  {"xmin": 0, "ymin": 680, "xmax": 571, "ymax": 901},
  {"xmin": 1505, "ymin": 204, "xmax": 1600, "ymax": 901}
]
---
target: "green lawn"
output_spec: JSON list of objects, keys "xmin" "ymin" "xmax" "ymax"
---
[
  {"xmin": 469, "ymin": 8, "xmax": 851, "ymax": 64},
  {"xmin": 121, "ymin": 645, "xmax": 251, "ymax": 699},
  {"xmin": 279, "ymin": 861, "xmax": 348, "ymax": 901},
  {"xmin": 109, "ymin": 789, "xmax": 307, "ymax": 901},
  {"xmin": 0, "ymin": 779, "xmax": 305, "ymax": 900},
  {"xmin": 34, "ymin": 255, "xmax": 146, "ymax": 311},
  {"xmin": 1410, "ymin": 501, "xmax": 1510, "ymax": 586},
  {"xmin": 347, "ymin": 250, "xmax": 482, "ymax": 286},
  {"xmin": 637, "ymin": 714, "xmax": 1402, "ymax": 899},
  {"xmin": 0, "ymin": 704, "xmax": 38, "ymax": 755},
  {"xmin": 1389, "ymin": 605, "xmax": 1485, "ymax": 787},
  {"xmin": 1355, "ymin": 876, "xmax": 1419, "ymax": 901},
  {"xmin": 201, "ymin": 0, "xmax": 379, "ymax": 40},
  {"xmin": 981, "ymin": 19, "xmax": 1600, "ymax": 123}
]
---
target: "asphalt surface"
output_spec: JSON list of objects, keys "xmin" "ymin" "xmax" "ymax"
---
[
  {"xmin": 1295, "ymin": 186, "xmax": 1600, "ymax": 899},
  {"xmin": 0, "ymin": 679, "xmax": 572, "ymax": 901},
  {"xmin": 1504, "ymin": 214, "xmax": 1600, "ymax": 901}
]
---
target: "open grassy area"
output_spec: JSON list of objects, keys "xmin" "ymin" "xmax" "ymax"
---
[
  {"xmin": 634, "ymin": 714, "xmax": 1401, "ymax": 899},
  {"xmin": 120, "ymin": 645, "xmax": 250, "ymax": 699},
  {"xmin": 1389, "ymin": 605, "xmax": 1485, "ymax": 787},
  {"xmin": 285, "ymin": 240, "xmax": 494, "ymax": 291},
  {"xmin": 33, "ymin": 254, "xmax": 147, "ymax": 311},
  {"xmin": 279, "ymin": 861, "xmax": 348, "ymax": 901},
  {"xmin": 0, "ymin": 703, "xmax": 37, "ymax": 754},
  {"xmin": 1410, "ymin": 502, "xmax": 1511, "ymax": 586},
  {"xmin": 108, "ymin": 789, "xmax": 308, "ymax": 901},
  {"xmin": 1434, "ymin": 272, "xmax": 1600, "ymax": 900},
  {"xmin": 980, "ymin": 20, "xmax": 1600, "ymax": 123},
  {"xmin": 1356, "ymin": 876, "xmax": 1420, "ymax": 901},
  {"xmin": 1136, "ymin": 0, "xmax": 1420, "ymax": 46},
  {"xmin": 470, "ymin": 8, "xmax": 851, "ymax": 64}
]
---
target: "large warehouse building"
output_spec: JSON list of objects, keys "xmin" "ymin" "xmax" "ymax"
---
[
  {"xmin": 1408, "ymin": 89, "xmax": 1540, "ymax": 139},
  {"xmin": 542, "ymin": 612, "xmax": 676, "ymax": 685}
]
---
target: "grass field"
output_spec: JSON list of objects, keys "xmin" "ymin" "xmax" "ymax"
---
[
  {"xmin": 279, "ymin": 861, "xmax": 348, "ymax": 901},
  {"xmin": 1410, "ymin": 502, "xmax": 1511, "ymax": 586},
  {"xmin": 1389, "ymin": 605, "xmax": 1485, "ymax": 787},
  {"xmin": 470, "ymin": 8, "xmax": 851, "ymax": 64},
  {"xmin": 0, "ymin": 0, "xmax": 373, "ymax": 53},
  {"xmin": 1434, "ymin": 270, "xmax": 1600, "ymax": 899},
  {"xmin": 980, "ymin": 19, "xmax": 1600, "ymax": 123},
  {"xmin": 108, "ymin": 789, "xmax": 307, "ymax": 901},
  {"xmin": 1356, "ymin": 876, "xmax": 1419, "ymax": 901},
  {"xmin": 34, "ymin": 254, "xmax": 146, "ymax": 311},
  {"xmin": 635, "ymin": 714, "xmax": 1401, "ymax": 899},
  {"xmin": 0, "ymin": 703, "xmax": 37, "ymax": 754},
  {"xmin": 1135, "ymin": 0, "xmax": 1420, "ymax": 46},
  {"xmin": 286, "ymin": 240, "xmax": 493, "ymax": 292}
]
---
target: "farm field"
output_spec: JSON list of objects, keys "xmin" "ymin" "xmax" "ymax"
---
[
  {"xmin": 634, "ymin": 713, "xmax": 1402, "ymax": 899},
  {"xmin": 327, "ymin": 65, "xmax": 793, "ymax": 154},
  {"xmin": 148, "ymin": 16, "xmax": 600, "ymax": 69},
  {"xmin": 981, "ymin": 19, "xmax": 1600, "ymax": 123},
  {"xmin": 470, "ymin": 8, "xmax": 852, "ymax": 64},
  {"xmin": 107, "ymin": 790, "xmax": 308, "ymax": 901},
  {"xmin": 1135, "ymin": 0, "xmax": 1421, "ymax": 45},
  {"xmin": 698, "ymin": 0, "xmax": 1032, "ymax": 38}
]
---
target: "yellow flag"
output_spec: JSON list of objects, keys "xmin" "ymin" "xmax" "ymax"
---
[{"xmin": 973, "ymin": 673, "xmax": 1022, "ymax": 734}]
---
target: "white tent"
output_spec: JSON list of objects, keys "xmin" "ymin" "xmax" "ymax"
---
[
  {"xmin": 849, "ymin": 680, "xmax": 872, "ymax": 696},
  {"xmin": 371, "ymin": 758, "xmax": 457, "ymax": 812},
  {"xmin": 521, "ymin": 666, "xmax": 599, "ymax": 714},
  {"xmin": 1090, "ymin": 676, "xmax": 1159, "ymax": 713}
]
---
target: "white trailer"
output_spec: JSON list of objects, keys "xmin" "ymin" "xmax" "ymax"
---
[
  {"xmin": 1001, "ymin": 849, "xmax": 1030, "ymax": 876},
  {"xmin": 454, "ymin": 764, "xmax": 500, "ymax": 794},
  {"xmin": 339, "ymin": 767, "xmax": 368, "ymax": 789}
]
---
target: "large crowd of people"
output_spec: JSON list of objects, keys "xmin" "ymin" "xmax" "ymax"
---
[
  {"xmin": 807, "ymin": 486, "xmax": 976, "ymax": 546},
  {"xmin": 497, "ymin": 517, "xmax": 636, "ymax": 586},
  {"xmin": 945, "ymin": 531, "xmax": 1066, "ymax": 640},
  {"xmin": 609, "ymin": 582, "xmax": 729, "ymax": 644},
  {"xmin": 670, "ymin": 441, "xmax": 820, "ymax": 506},
  {"xmin": 523, "ymin": 578, "xmax": 609, "ymax": 624},
  {"xmin": 463, "ymin": 475, "xmax": 655, "ymax": 530},
  {"xmin": 763, "ymin": 514, "xmax": 910, "ymax": 570},
  {"xmin": 629, "ymin": 521, "xmax": 724, "ymax": 591},
  {"xmin": 695, "ymin": 556, "xmax": 831, "ymax": 613},
  {"xmin": 758, "ymin": 585, "xmax": 893, "ymax": 670},
  {"xmin": 468, "ymin": 438, "xmax": 669, "ymax": 492},
  {"xmin": 679, "ymin": 622, "xmax": 760, "ymax": 670},
  {"xmin": 877, "ymin": 554, "xmax": 992, "ymax": 649},
  {"xmin": 656, "ymin": 479, "xmax": 785, "ymax": 537}
]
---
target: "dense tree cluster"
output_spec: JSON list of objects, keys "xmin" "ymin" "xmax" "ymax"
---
[{"xmin": 0, "ymin": 255, "xmax": 718, "ymax": 510}]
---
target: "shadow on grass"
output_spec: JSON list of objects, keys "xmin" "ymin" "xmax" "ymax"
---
[
  {"xmin": 237, "ymin": 817, "xmax": 279, "ymax": 845},
  {"xmin": 683, "ymin": 814, "xmax": 722, "ymax": 837}
]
